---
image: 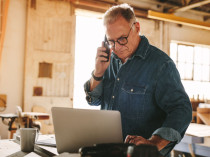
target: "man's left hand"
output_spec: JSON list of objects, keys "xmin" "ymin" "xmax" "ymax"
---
[{"xmin": 125, "ymin": 135, "xmax": 170, "ymax": 151}]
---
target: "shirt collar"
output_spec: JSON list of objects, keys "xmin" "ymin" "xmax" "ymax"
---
[
  {"xmin": 132, "ymin": 35, "xmax": 150, "ymax": 60},
  {"xmin": 112, "ymin": 35, "xmax": 150, "ymax": 61}
]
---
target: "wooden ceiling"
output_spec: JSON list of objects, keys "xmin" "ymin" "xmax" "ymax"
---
[
  {"xmin": 72, "ymin": 0, "xmax": 210, "ymax": 30},
  {"xmin": 159, "ymin": 0, "xmax": 210, "ymax": 14},
  {"xmin": 93, "ymin": 0, "xmax": 210, "ymax": 20}
]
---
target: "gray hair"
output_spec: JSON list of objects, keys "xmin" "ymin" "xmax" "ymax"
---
[{"xmin": 103, "ymin": 3, "xmax": 136, "ymax": 26}]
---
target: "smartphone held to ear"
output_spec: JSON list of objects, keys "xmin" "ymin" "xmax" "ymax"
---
[{"xmin": 103, "ymin": 36, "xmax": 110, "ymax": 62}]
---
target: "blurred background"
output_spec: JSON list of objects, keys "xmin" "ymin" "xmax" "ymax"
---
[{"xmin": 0, "ymin": 0, "xmax": 210, "ymax": 145}]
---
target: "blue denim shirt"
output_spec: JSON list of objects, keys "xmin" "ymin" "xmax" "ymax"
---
[{"xmin": 84, "ymin": 36, "xmax": 192, "ymax": 156}]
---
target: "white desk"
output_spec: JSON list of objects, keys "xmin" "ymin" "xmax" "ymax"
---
[
  {"xmin": 0, "ymin": 135, "xmax": 79, "ymax": 157},
  {"xmin": 2, "ymin": 123, "xmax": 210, "ymax": 157},
  {"xmin": 174, "ymin": 123, "xmax": 210, "ymax": 157}
]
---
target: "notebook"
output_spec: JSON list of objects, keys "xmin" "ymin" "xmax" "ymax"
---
[
  {"xmin": 36, "ymin": 134, "xmax": 56, "ymax": 147},
  {"xmin": 51, "ymin": 107, "xmax": 123, "ymax": 154}
]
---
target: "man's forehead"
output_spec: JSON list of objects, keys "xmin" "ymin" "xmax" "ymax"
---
[{"xmin": 105, "ymin": 20, "xmax": 130, "ymax": 40}]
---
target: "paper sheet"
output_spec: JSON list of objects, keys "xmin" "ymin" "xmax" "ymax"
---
[{"xmin": 186, "ymin": 123, "xmax": 210, "ymax": 137}]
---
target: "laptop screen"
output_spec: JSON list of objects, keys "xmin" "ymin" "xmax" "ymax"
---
[{"xmin": 51, "ymin": 107, "xmax": 123, "ymax": 154}]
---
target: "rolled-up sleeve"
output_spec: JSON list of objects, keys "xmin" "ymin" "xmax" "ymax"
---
[
  {"xmin": 152, "ymin": 127, "xmax": 182, "ymax": 156},
  {"xmin": 84, "ymin": 79, "xmax": 103, "ymax": 105},
  {"xmin": 152, "ymin": 127, "xmax": 182, "ymax": 143}
]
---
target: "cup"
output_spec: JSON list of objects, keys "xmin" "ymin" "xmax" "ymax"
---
[{"xmin": 20, "ymin": 128, "xmax": 38, "ymax": 152}]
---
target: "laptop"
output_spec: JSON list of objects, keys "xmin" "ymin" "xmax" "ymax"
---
[{"xmin": 51, "ymin": 107, "xmax": 123, "ymax": 154}]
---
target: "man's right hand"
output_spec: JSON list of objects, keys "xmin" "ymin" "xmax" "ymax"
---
[
  {"xmin": 89, "ymin": 42, "xmax": 111, "ymax": 92},
  {"xmin": 94, "ymin": 41, "xmax": 111, "ymax": 78}
]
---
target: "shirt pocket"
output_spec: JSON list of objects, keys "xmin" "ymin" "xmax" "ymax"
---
[{"xmin": 119, "ymin": 83, "xmax": 147, "ymax": 119}]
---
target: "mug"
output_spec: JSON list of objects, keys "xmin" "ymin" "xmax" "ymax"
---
[{"xmin": 20, "ymin": 128, "xmax": 38, "ymax": 152}]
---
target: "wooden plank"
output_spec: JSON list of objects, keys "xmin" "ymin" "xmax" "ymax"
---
[
  {"xmin": 0, "ymin": 0, "xmax": 10, "ymax": 65},
  {"xmin": 197, "ymin": 113, "xmax": 210, "ymax": 125},
  {"xmin": 173, "ymin": 0, "xmax": 210, "ymax": 13},
  {"xmin": 148, "ymin": 10, "xmax": 210, "ymax": 31},
  {"xmin": 0, "ymin": 94, "xmax": 6, "ymax": 108}
]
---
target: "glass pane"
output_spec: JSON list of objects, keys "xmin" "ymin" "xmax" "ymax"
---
[
  {"xmin": 177, "ymin": 63, "xmax": 185, "ymax": 79},
  {"xmin": 194, "ymin": 64, "xmax": 202, "ymax": 81},
  {"xmin": 185, "ymin": 46, "xmax": 193, "ymax": 63},
  {"xmin": 170, "ymin": 43, "xmax": 177, "ymax": 63},
  {"xmin": 202, "ymin": 48, "xmax": 210, "ymax": 65},
  {"xmin": 194, "ymin": 46, "xmax": 203, "ymax": 64},
  {"xmin": 201, "ymin": 65, "xmax": 209, "ymax": 81},
  {"xmin": 185, "ymin": 63, "xmax": 193, "ymax": 80},
  {"xmin": 178, "ymin": 45, "xmax": 186, "ymax": 63}
]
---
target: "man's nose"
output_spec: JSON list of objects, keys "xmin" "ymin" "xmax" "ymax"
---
[{"xmin": 114, "ymin": 42, "xmax": 122, "ymax": 50}]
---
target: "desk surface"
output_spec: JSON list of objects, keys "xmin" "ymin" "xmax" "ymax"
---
[
  {"xmin": 22, "ymin": 112, "xmax": 50, "ymax": 120},
  {"xmin": 0, "ymin": 112, "xmax": 50, "ymax": 120},
  {"xmin": 0, "ymin": 113, "xmax": 18, "ymax": 118},
  {"xmin": 174, "ymin": 123, "xmax": 210, "ymax": 157},
  {"xmin": 0, "ymin": 135, "xmax": 79, "ymax": 157},
  {"xmin": 1, "ymin": 123, "xmax": 210, "ymax": 157}
]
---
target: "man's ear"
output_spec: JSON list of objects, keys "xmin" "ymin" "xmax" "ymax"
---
[{"xmin": 135, "ymin": 22, "xmax": 140, "ymax": 33}]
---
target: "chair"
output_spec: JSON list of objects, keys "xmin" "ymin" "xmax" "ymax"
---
[
  {"xmin": 14, "ymin": 106, "xmax": 42, "ymax": 133},
  {"xmin": 32, "ymin": 105, "xmax": 54, "ymax": 134},
  {"xmin": 15, "ymin": 106, "xmax": 27, "ymax": 128}
]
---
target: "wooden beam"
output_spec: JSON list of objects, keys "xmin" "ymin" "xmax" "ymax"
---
[
  {"xmin": 0, "ymin": 0, "xmax": 10, "ymax": 64},
  {"xmin": 71, "ymin": 0, "xmax": 148, "ymax": 18},
  {"xmin": 148, "ymin": 10, "xmax": 210, "ymax": 30},
  {"xmin": 168, "ymin": 0, "xmax": 210, "ymax": 13}
]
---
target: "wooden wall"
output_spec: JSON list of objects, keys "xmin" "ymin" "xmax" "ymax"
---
[{"xmin": 24, "ymin": 0, "xmax": 76, "ymax": 112}]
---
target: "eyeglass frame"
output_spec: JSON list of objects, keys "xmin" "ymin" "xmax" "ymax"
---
[{"xmin": 106, "ymin": 22, "xmax": 136, "ymax": 48}]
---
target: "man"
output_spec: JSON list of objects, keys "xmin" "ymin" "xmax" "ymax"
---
[{"xmin": 84, "ymin": 3, "xmax": 192, "ymax": 156}]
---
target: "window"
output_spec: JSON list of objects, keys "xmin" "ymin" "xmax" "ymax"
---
[
  {"xmin": 170, "ymin": 42, "xmax": 210, "ymax": 100},
  {"xmin": 73, "ymin": 12, "xmax": 104, "ymax": 109}
]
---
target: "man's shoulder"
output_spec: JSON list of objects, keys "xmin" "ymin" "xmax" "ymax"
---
[
  {"xmin": 139, "ymin": 36, "xmax": 172, "ymax": 63},
  {"xmin": 148, "ymin": 45, "xmax": 172, "ymax": 63}
]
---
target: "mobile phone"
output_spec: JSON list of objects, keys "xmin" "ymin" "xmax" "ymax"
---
[{"xmin": 103, "ymin": 35, "xmax": 110, "ymax": 62}]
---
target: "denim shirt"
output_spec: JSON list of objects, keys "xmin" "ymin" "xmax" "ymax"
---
[{"xmin": 84, "ymin": 36, "xmax": 192, "ymax": 156}]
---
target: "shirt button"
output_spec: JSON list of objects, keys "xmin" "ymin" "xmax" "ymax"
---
[
  {"xmin": 117, "ymin": 78, "xmax": 120, "ymax": 81},
  {"xmin": 131, "ymin": 89, "xmax": 133, "ymax": 92},
  {"xmin": 112, "ymin": 96, "xmax": 115, "ymax": 99}
]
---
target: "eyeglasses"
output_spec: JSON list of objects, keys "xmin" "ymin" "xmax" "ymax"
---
[{"xmin": 106, "ymin": 22, "xmax": 136, "ymax": 48}]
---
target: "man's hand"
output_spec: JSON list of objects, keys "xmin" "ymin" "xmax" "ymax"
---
[
  {"xmin": 89, "ymin": 42, "xmax": 111, "ymax": 91},
  {"xmin": 94, "ymin": 41, "xmax": 111, "ymax": 77},
  {"xmin": 125, "ymin": 135, "xmax": 170, "ymax": 151}
]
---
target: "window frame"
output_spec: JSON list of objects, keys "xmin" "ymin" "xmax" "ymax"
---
[{"xmin": 170, "ymin": 41, "xmax": 210, "ymax": 82}]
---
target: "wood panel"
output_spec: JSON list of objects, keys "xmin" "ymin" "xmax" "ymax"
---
[
  {"xmin": 36, "ymin": 62, "xmax": 70, "ymax": 97},
  {"xmin": 34, "ymin": 17, "xmax": 71, "ymax": 53},
  {"xmin": 24, "ymin": 0, "xmax": 75, "ymax": 112}
]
